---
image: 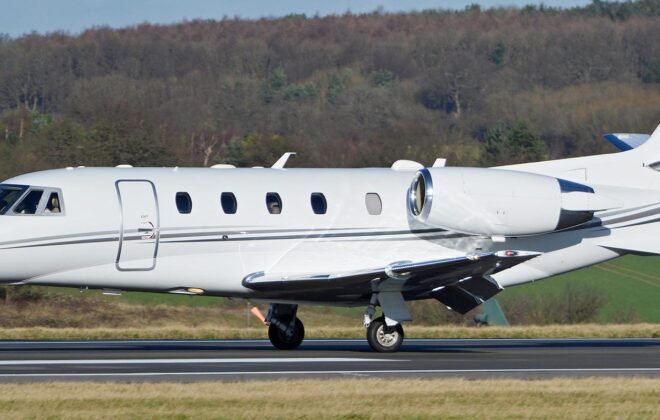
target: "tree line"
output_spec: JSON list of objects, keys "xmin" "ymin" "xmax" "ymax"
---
[{"xmin": 0, "ymin": 0, "xmax": 658, "ymax": 180}]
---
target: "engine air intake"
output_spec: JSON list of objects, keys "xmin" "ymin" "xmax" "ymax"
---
[{"xmin": 408, "ymin": 168, "xmax": 600, "ymax": 237}]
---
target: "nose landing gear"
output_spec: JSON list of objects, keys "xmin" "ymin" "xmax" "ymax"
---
[{"xmin": 366, "ymin": 316, "xmax": 404, "ymax": 353}]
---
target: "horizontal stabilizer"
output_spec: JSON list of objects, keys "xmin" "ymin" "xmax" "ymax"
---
[
  {"xmin": 599, "ymin": 239, "xmax": 660, "ymax": 255},
  {"xmin": 561, "ymin": 191, "xmax": 623, "ymax": 212},
  {"xmin": 597, "ymin": 222, "xmax": 660, "ymax": 255},
  {"xmin": 603, "ymin": 133, "xmax": 650, "ymax": 151}
]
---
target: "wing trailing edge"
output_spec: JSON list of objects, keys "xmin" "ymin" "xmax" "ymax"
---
[{"xmin": 242, "ymin": 251, "xmax": 539, "ymax": 313}]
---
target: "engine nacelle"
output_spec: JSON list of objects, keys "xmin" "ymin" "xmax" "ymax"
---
[{"xmin": 408, "ymin": 167, "xmax": 608, "ymax": 237}]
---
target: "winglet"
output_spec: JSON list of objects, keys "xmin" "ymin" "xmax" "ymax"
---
[
  {"xmin": 432, "ymin": 158, "xmax": 447, "ymax": 167},
  {"xmin": 272, "ymin": 152, "xmax": 296, "ymax": 169},
  {"xmin": 603, "ymin": 133, "xmax": 650, "ymax": 151}
]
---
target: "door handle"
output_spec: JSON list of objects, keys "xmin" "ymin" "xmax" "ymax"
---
[{"xmin": 138, "ymin": 222, "xmax": 156, "ymax": 240}]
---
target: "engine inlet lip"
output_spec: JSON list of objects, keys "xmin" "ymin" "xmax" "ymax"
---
[{"xmin": 408, "ymin": 168, "xmax": 434, "ymax": 220}]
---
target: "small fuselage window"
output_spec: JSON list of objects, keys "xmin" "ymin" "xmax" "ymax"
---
[
  {"xmin": 221, "ymin": 192, "xmax": 238, "ymax": 214},
  {"xmin": 176, "ymin": 192, "xmax": 193, "ymax": 214},
  {"xmin": 365, "ymin": 193, "xmax": 382, "ymax": 215},
  {"xmin": 266, "ymin": 193, "xmax": 282, "ymax": 214},
  {"xmin": 310, "ymin": 193, "xmax": 327, "ymax": 215}
]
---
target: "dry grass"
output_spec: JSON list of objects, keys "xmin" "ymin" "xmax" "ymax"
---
[
  {"xmin": 0, "ymin": 293, "xmax": 359, "ymax": 329},
  {"xmin": 403, "ymin": 323, "xmax": 660, "ymax": 339},
  {"xmin": 0, "ymin": 323, "xmax": 657, "ymax": 340},
  {"xmin": 0, "ymin": 378, "xmax": 657, "ymax": 419},
  {"xmin": 0, "ymin": 292, "xmax": 658, "ymax": 340}
]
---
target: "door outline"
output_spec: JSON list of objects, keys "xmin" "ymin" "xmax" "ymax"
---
[{"xmin": 115, "ymin": 179, "xmax": 160, "ymax": 271}]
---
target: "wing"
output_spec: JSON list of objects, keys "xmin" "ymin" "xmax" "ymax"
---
[{"xmin": 242, "ymin": 250, "xmax": 538, "ymax": 313}]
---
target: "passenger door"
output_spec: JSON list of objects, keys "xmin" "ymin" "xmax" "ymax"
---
[{"xmin": 116, "ymin": 180, "xmax": 160, "ymax": 271}]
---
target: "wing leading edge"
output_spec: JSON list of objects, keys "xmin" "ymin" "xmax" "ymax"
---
[{"xmin": 242, "ymin": 251, "xmax": 538, "ymax": 314}]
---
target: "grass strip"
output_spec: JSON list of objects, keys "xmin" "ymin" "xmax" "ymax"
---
[
  {"xmin": 0, "ymin": 378, "xmax": 658, "ymax": 419},
  {"xmin": 0, "ymin": 323, "xmax": 657, "ymax": 340}
]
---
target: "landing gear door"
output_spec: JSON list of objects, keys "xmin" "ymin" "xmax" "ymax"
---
[{"xmin": 116, "ymin": 180, "xmax": 160, "ymax": 271}]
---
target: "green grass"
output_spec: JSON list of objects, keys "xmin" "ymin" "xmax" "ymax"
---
[
  {"xmin": 501, "ymin": 255, "xmax": 660, "ymax": 323},
  {"xmin": 115, "ymin": 255, "xmax": 660, "ymax": 323},
  {"xmin": 26, "ymin": 254, "xmax": 660, "ymax": 323}
]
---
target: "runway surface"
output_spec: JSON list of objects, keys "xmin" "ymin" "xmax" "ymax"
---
[{"xmin": 0, "ymin": 338, "xmax": 658, "ymax": 382}]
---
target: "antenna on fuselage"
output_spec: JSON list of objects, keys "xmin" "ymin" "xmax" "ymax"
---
[{"xmin": 271, "ymin": 152, "xmax": 296, "ymax": 169}]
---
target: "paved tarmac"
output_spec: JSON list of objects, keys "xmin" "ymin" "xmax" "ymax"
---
[{"xmin": 0, "ymin": 338, "xmax": 657, "ymax": 382}]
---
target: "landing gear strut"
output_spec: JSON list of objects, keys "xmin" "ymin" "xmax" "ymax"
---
[
  {"xmin": 366, "ymin": 316, "xmax": 404, "ymax": 353},
  {"xmin": 266, "ymin": 304, "xmax": 305, "ymax": 350}
]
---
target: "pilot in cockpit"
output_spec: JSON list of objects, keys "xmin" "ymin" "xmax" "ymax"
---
[{"xmin": 45, "ymin": 193, "xmax": 61, "ymax": 213}]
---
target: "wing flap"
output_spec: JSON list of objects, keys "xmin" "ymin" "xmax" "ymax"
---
[
  {"xmin": 433, "ymin": 275, "xmax": 502, "ymax": 315},
  {"xmin": 433, "ymin": 286, "xmax": 483, "ymax": 315}
]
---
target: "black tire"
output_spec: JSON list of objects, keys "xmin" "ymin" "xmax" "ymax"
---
[
  {"xmin": 268, "ymin": 317, "xmax": 305, "ymax": 350},
  {"xmin": 367, "ymin": 317, "xmax": 404, "ymax": 353}
]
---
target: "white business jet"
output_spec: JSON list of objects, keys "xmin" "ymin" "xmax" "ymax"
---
[{"xmin": 0, "ymin": 124, "xmax": 658, "ymax": 352}]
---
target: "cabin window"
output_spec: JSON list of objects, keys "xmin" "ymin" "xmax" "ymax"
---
[
  {"xmin": 14, "ymin": 190, "xmax": 44, "ymax": 215},
  {"xmin": 221, "ymin": 192, "xmax": 238, "ymax": 214},
  {"xmin": 365, "ymin": 193, "xmax": 382, "ymax": 215},
  {"xmin": 176, "ymin": 192, "xmax": 192, "ymax": 214},
  {"xmin": 310, "ymin": 193, "xmax": 327, "ymax": 215},
  {"xmin": 266, "ymin": 193, "xmax": 282, "ymax": 214},
  {"xmin": 45, "ymin": 192, "xmax": 62, "ymax": 214},
  {"xmin": 0, "ymin": 185, "xmax": 27, "ymax": 215}
]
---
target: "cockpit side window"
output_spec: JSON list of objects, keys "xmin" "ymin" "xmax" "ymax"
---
[
  {"xmin": 0, "ymin": 185, "xmax": 27, "ymax": 215},
  {"xmin": 14, "ymin": 190, "xmax": 44, "ymax": 215},
  {"xmin": 45, "ymin": 192, "xmax": 62, "ymax": 214}
]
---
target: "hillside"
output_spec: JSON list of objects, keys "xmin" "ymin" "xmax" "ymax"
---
[
  {"xmin": 0, "ymin": 1, "xmax": 659, "ymax": 180},
  {"xmin": 0, "ymin": 2, "xmax": 659, "ymax": 326},
  {"xmin": 500, "ymin": 255, "xmax": 660, "ymax": 323}
]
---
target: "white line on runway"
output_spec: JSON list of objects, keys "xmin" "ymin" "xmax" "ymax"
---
[
  {"xmin": 0, "ymin": 368, "xmax": 658, "ymax": 379},
  {"xmin": 0, "ymin": 358, "xmax": 390, "ymax": 366}
]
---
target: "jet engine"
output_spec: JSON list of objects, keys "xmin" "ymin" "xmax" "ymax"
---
[{"xmin": 408, "ymin": 167, "xmax": 616, "ymax": 237}]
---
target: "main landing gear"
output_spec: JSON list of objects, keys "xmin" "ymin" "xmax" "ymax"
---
[
  {"xmin": 257, "ymin": 300, "xmax": 406, "ymax": 352},
  {"xmin": 265, "ymin": 303, "xmax": 305, "ymax": 350}
]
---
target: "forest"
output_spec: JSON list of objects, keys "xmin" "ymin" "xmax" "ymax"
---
[{"xmin": 0, "ymin": 0, "xmax": 658, "ymax": 179}]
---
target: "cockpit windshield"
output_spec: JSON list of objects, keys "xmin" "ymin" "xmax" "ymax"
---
[
  {"xmin": 0, "ymin": 185, "xmax": 28, "ymax": 215},
  {"xmin": 0, "ymin": 184, "xmax": 64, "ymax": 216},
  {"xmin": 14, "ymin": 190, "xmax": 44, "ymax": 215}
]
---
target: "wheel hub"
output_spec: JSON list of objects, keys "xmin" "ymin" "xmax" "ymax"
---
[{"xmin": 376, "ymin": 325, "xmax": 399, "ymax": 347}]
